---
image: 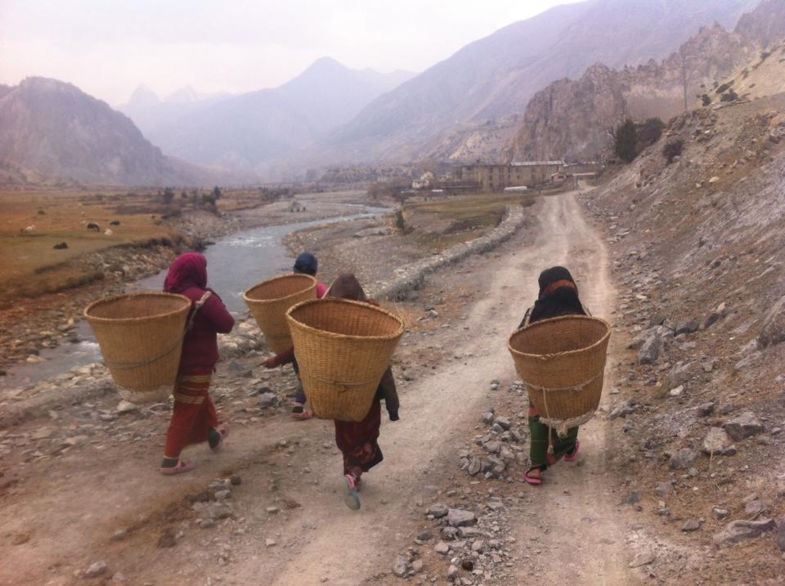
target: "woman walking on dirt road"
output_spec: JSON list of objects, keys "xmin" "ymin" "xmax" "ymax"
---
[
  {"xmin": 327, "ymin": 274, "xmax": 400, "ymax": 510},
  {"xmin": 160, "ymin": 253, "xmax": 235, "ymax": 475},
  {"xmin": 520, "ymin": 266, "xmax": 589, "ymax": 485},
  {"xmin": 262, "ymin": 252, "xmax": 328, "ymax": 419}
]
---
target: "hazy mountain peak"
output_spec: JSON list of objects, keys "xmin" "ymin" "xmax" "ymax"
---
[
  {"xmin": 128, "ymin": 85, "xmax": 160, "ymax": 107},
  {"xmin": 165, "ymin": 85, "xmax": 199, "ymax": 104}
]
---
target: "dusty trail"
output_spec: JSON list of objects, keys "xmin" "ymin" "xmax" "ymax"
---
[
  {"xmin": 229, "ymin": 191, "xmax": 630, "ymax": 585},
  {"xmin": 0, "ymin": 191, "xmax": 633, "ymax": 585}
]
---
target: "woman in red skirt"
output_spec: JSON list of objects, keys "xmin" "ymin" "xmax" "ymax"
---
[{"xmin": 160, "ymin": 253, "xmax": 235, "ymax": 475}]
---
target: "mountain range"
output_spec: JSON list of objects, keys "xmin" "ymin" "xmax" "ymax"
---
[
  {"xmin": 2, "ymin": 0, "xmax": 783, "ymax": 186},
  {"xmin": 121, "ymin": 58, "xmax": 414, "ymax": 175},
  {"xmin": 316, "ymin": 0, "xmax": 761, "ymax": 166},
  {"xmin": 0, "ymin": 77, "xmax": 212, "ymax": 186}
]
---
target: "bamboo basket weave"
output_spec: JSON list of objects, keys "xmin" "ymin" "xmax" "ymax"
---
[
  {"xmin": 286, "ymin": 298, "xmax": 404, "ymax": 422},
  {"xmin": 508, "ymin": 315, "xmax": 611, "ymax": 433},
  {"xmin": 84, "ymin": 292, "xmax": 192, "ymax": 404},
  {"xmin": 243, "ymin": 274, "xmax": 317, "ymax": 353}
]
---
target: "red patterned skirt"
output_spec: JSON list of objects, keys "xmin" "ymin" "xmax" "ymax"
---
[
  {"xmin": 164, "ymin": 372, "xmax": 218, "ymax": 459},
  {"xmin": 334, "ymin": 401, "xmax": 383, "ymax": 478}
]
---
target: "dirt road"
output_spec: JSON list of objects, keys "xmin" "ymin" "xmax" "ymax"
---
[{"xmin": 1, "ymin": 191, "xmax": 635, "ymax": 585}]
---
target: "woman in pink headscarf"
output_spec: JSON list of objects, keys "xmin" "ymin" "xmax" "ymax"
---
[{"xmin": 160, "ymin": 253, "xmax": 235, "ymax": 475}]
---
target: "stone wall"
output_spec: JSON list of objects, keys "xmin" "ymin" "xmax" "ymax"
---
[{"xmin": 369, "ymin": 204, "xmax": 525, "ymax": 301}]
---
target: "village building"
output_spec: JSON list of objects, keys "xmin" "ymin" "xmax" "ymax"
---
[{"xmin": 460, "ymin": 161, "xmax": 564, "ymax": 192}]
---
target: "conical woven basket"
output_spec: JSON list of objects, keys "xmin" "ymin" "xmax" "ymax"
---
[
  {"xmin": 84, "ymin": 292, "xmax": 191, "ymax": 404},
  {"xmin": 508, "ymin": 315, "xmax": 611, "ymax": 431},
  {"xmin": 243, "ymin": 274, "xmax": 317, "ymax": 353},
  {"xmin": 286, "ymin": 298, "xmax": 405, "ymax": 422}
]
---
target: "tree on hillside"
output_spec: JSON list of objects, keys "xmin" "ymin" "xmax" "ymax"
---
[
  {"xmin": 637, "ymin": 118, "xmax": 664, "ymax": 150},
  {"xmin": 613, "ymin": 119, "xmax": 638, "ymax": 163}
]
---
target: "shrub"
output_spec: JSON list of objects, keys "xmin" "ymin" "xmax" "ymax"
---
[
  {"xmin": 637, "ymin": 118, "xmax": 664, "ymax": 150},
  {"xmin": 720, "ymin": 89, "xmax": 738, "ymax": 102},
  {"xmin": 613, "ymin": 119, "xmax": 638, "ymax": 163},
  {"xmin": 701, "ymin": 94, "xmax": 712, "ymax": 106},
  {"xmin": 663, "ymin": 139, "xmax": 684, "ymax": 164},
  {"xmin": 715, "ymin": 82, "xmax": 733, "ymax": 95}
]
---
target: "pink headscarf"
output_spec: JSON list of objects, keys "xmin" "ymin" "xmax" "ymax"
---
[{"xmin": 163, "ymin": 253, "xmax": 207, "ymax": 293}]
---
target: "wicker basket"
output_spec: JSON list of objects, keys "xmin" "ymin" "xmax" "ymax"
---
[
  {"xmin": 286, "ymin": 298, "xmax": 404, "ymax": 422},
  {"xmin": 84, "ymin": 292, "xmax": 192, "ymax": 404},
  {"xmin": 508, "ymin": 315, "xmax": 611, "ymax": 431},
  {"xmin": 243, "ymin": 274, "xmax": 317, "ymax": 353}
]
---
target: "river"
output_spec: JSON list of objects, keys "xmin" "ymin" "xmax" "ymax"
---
[{"xmin": 0, "ymin": 205, "xmax": 390, "ymax": 390}]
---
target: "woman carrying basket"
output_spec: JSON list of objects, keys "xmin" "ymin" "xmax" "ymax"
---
[
  {"xmin": 160, "ymin": 253, "xmax": 235, "ymax": 475},
  {"xmin": 262, "ymin": 252, "xmax": 327, "ymax": 419},
  {"xmin": 327, "ymin": 274, "xmax": 400, "ymax": 510},
  {"xmin": 520, "ymin": 266, "xmax": 589, "ymax": 486}
]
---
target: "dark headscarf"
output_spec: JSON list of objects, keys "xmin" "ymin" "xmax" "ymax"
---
[
  {"xmin": 525, "ymin": 266, "xmax": 586, "ymax": 324},
  {"xmin": 163, "ymin": 253, "xmax": 207, "ymax": 294},
  {"xmin": 327, "ymin": 273, "xmax": 367, "ymax": 302},
  {"xmin": 293, "ymin": 252, "xmax": 318, "ymax": 276}
]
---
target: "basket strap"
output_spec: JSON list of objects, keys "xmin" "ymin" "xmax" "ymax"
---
[
  {"xmin": 521, "ymin": 371, "xmax": 602, "ymax": 393},
  {"xmin": 307, "ymin": 373, "xmax": 381, "ymax": 393},
  {"xmin": 540, "ymin": 411, "xmax": 597, "ymax": 437},
  {"xmin": 103, "ymin": 336, "xmax": 184, "ymax": 370}
]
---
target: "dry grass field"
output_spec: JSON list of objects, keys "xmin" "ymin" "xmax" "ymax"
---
[
  {"xmin": 400, "ymin": 192, "xmax": 536, "ymax": 250},
  {"xmin": 0, "ymin": 187, "xmax": 267, "ymax": 304}
]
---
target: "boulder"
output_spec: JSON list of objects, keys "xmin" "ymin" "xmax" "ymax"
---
[
  {"xmin": 713, "ymin": 518, "xmax": 776, "ymax": 546},
  {"xmin": 669, "ymin": 448, "xmax": 698, "ymax": 469},
  {"xmin": 637, "ymin": 328, "xmax": 663, "ymax": 365},
  {"xmin": 723, "ymin": 411, "xmax": 764, "ymax": 441},
  {"xmin": 702, "ymin": 427, "xmax": 736, "ymax": 455}
]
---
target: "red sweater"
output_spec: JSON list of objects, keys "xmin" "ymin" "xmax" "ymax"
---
[{"xmin": 178, "ymin": 286, "xmax": 234, "ymax": 374}]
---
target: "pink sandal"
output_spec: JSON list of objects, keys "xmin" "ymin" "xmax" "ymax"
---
[
  {"xmin": 344, "ymin": 474, "xmax": 361, "ymax": 510},
  {"xmin": 564, "ymin": 441, "xmax": 580, "ymax": 462},
  {"xmin": 160, "ymin": 460, "xmax": 195, "ymax": 475},
  {"xmin": 522, "ymin": 467, "xmax": 543, "ymax": 486}
]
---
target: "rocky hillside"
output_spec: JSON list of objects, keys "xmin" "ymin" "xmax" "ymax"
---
[
  {"xmin": 583, "ymin": 92, "xmax": 785, "ymax": 581},
  {"xmin": 0, "ymin": 78, "xmax": 212, "ymax": 187},
  {"xmin": 318, "ymin": 0, "xmax": 758, "ymax": 166},
  {"xmin": 141, "ymin": 58, "xmax": 414, "ymax": 175},
  {"xmin": 511, "ymin": 0, "xmax": 785, "ymax": 161},
  {"xmin": 716, "ymin": 38, "xmax": 785, "ymax": 101}
]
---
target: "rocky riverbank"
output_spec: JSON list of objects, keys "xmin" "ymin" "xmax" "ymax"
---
[{"xmin": 0, "ymin": 190, "xmax": 379, "ymax": 374}]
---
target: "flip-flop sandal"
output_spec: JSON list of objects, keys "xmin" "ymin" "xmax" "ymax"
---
[
  {"xmin": 522, "ymin": 467, "xmax": 543, "ymax": 486},
  {"xmin": 344, "ymin": 474, "xmax": 361, "ymax": 510},
  {"xmin": 211, "ymin": 423, "xmax": 230, "ymax": 452},
  {"xmin": 564, "ymin": 441, "xmax": 580, "ymax": 462},
  {"xmin": 160, "ymin": 460, "xmax": 195, "ymax": 475}
]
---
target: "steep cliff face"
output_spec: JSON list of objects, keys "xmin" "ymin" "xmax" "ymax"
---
[
  {"xmin": 512, "ymin": 25, "xmax": 758, "ymax": 161},
  {"xmin": 511, "ymin": 0, "xmax": 785, "ymax": 162},
  {"xmin": 0, "ymin": 78, "xmax": 208, "ymax": 186},
  {"xmin": 514, "ymin": 64, "xmax": 628, "ymax": 162},
  {"xmin": 735, "ymin": 0, "xmax": 785, "ymax": 46}
]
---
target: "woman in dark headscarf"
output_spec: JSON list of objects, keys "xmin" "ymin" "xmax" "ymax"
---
[
  {"xmin": 262, "ymin": 252, "xmax": 328, "ymax": 419},
  {"xmin": 160, "ymin": 253, "xmax": 235, "ymax": 475},
  {"xmin": 327, "ymin": 274, "xmax": 399, "ymax": 510},
  {"xmin": 519, "ymin": 266, "xmax": 588, "ymax": 485}
]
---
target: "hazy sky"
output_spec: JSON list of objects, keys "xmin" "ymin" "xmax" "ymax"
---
[{"xmin": 0, "ymin": 0, "xmax": 585, "ymax": 106}]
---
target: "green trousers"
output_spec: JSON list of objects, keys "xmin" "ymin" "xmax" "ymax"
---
[{"xmin": 529, "ymin": 410, "xmax": 578, "ymax": 469}]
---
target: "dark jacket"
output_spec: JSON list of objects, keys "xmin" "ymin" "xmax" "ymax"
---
[{"xmin": 376, "ymin": 367, "xmax": 399, "ymax": 421}]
